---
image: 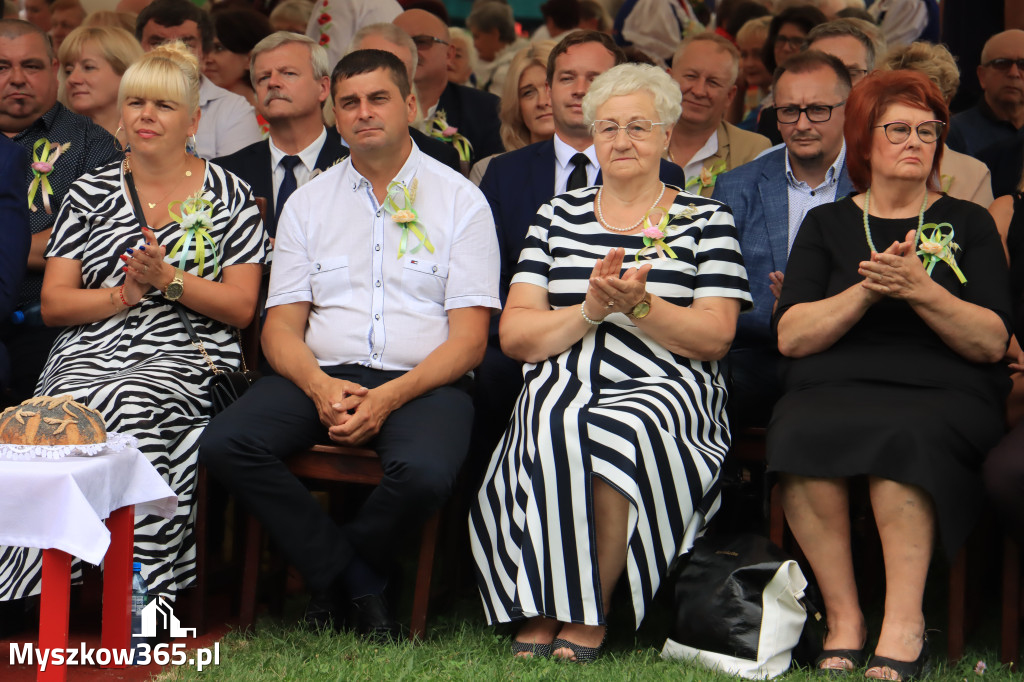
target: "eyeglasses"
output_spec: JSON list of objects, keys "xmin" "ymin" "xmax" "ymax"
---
[
  {"xmin": 874, "ymin": 120, "xmax": 945, "ymax": 144},
  {"xmin": 411, "ymin": 35, "xmax": 449, "ymax": 50},
  {"xmin": 775, "ymin": 35, "xmax": 805, "ymax": 49},
  {"xmin": 591, "ymin": 119, "xmax": 668, "ymax": 141},
  {"xmin": 775, "ymin": 102, "xmax": 845, "ymax": 124},
  {"xmin": 983, "ymin": 58, "xmax": 1024, "ymax": 72}
]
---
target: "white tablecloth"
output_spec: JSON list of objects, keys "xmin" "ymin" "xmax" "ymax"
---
[{"xmin": 0, "ymin": 446, "xmax": 177, "ymax": 565}]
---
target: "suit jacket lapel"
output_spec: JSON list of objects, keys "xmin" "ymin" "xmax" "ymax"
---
[{"xmin": 759, "ymin": 154, "xmax": 791, "ymax": 272}]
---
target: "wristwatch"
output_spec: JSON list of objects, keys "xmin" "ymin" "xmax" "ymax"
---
[
  {"xmin": 164, "ymin": 268, "xmax": 185, "ymax": 301},
  {"xmin": 629, "ymin": 292, "xmax": 652, "ymax": 319}
]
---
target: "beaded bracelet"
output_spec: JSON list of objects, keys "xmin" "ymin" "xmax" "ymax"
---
[
  {"xmin": 580, "ymin": 301, "xmax": 602, "ymax": 326},
  {"xmin": 118, "ymin": 284, "xmax": 132, "ymax": 308}
]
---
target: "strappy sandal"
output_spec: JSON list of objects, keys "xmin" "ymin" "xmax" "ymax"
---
[
  {"xmin": 511, "ymin": 640, "xmax": 552, "ymax": 658},
  {"xmin": 865, "ymin": 635, "xmax": 929, "ymax": 681},
  {"xmin": 551, "ymin": 635, "xmax": 605, "ymax": 662},
  {"xmin": 816, "ymin": 648, "xmax": 867, "ymax": 675}
]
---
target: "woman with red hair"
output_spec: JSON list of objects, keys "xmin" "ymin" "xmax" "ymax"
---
[{"xmin": 768, "ymin": 69, "xmax": 1011, "ymax": 680}]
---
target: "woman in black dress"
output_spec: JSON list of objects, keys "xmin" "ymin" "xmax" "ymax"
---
[{"xmin": 768, "ymin": 70, "xmax": 1011, "ymax": 680}]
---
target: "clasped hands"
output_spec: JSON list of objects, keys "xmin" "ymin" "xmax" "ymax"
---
[
  {"xmin": 582, "ymin": 247, "xmax": 652, "ymax": 321},
  {"xmin": 120, "ymin": 226, "xmax": 172, "ymax": 305},
  {"xmin": 857, "ymin": 229, "xmax": 933, "ymax": 303},
  {"xmin": 310, "ymin": 375, "xmax": 392, "ymax": 446}
]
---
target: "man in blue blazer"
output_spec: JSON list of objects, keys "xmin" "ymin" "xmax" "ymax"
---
[
  {"xmin": 0, "ymin": 135, "xmax": 30, "ymax": 406},
  {"xmin": 472, "ymin": 30, "xmax": 686, "ymax": 460},
  {"xmin": 712, "ymin": 50, "xmax": 854, "ymax": 426}
]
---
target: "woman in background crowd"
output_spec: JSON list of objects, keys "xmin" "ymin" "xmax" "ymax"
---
[
  {"xmin": 269, "ymin": 0, "xmax": 313, "ymax": 35},
  {"xmin": 205, "ymin": 6, "xmax": 272, "ymax": 123},
  {"xmin": 59, "ymin": 25, "xmax": 143, "ymax": 137},
  {"xmin": 448, "ymin": 26, "xmax": 477, "ymax": 86},
  {"xmin": 758, "ymin": 5, "xmax": 827, "ymax": 143},
  {"xmin": 470, "ymin": 40, "xmax": 556, "ymax": 185},
  {"xmin": 729, "ymin": 16, "xmax": 773, "ymax": 130}
]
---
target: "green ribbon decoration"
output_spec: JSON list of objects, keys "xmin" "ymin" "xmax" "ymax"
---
[
  {"xmin": 428, "ymin": 110, "xmax": 473, "ymax": 163},
  {"xmin": 635, "ymin": 208, "xmax": 678, "ymax": 261},
  {"xmin": 167, "ymin": 193, "xmax": 221, "ymax": 278},
  {"xmin": 384, "ymin": 180, "xmax": 434, "ymax": 258},
  {"xmin": 917, "ymin": 222, "xmax": 966, "ymax": 284},
  {"xmin": 27, "ymin": 138, "xmax": 70, "ymax": 214},
  {"xmin": 684, "ymin": 160, "xmax": 727, "ymax": 192}
]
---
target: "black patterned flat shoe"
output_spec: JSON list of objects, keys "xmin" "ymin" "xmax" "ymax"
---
[
  {"xmin": 512, "ymin": 640, "xmax": 552, "ymax": 658},
  {"xmin": 551, "ymin": 636, "xmax": 605, "ymax": 662}
]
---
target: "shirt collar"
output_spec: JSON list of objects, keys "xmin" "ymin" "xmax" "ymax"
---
[
  {"xmin": 269, "ymin": 127, "xmax": 328, "ymax": 172},
  {"xmin": 12, "ymin": 102, "xmax": 63, "ymax": 139},
  {"xmin": 341, "ymin": 140, "xmax": 422, "ymax": 196},
  {"xmin": 553, "ymin": 133, "xmax": 597, "ymax": 170},
  {"xmin": 785, "ymin": 142, "xmax": 846, "ymax": 190}
]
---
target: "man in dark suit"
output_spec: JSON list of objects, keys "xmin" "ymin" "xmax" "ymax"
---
[
  {"xmin": 212, "ymin": 32, "xmax": 339, "ymax": 239},
  {"xmin": 394, "ymin": 9, "xmax": 503, "ymax": 167},
  {"xmin": 0, "ymin": 135, "xmax": 30, "ymax": 407},
  {"xmin": 712, "ymin": 50, "xmax": 854, "ymax": 427},
  {"xmin": 471, "ymin": 30, "xmax": 687, "ymax": 460}
]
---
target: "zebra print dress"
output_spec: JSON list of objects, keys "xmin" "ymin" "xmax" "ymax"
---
[
  {"xmin": 0, "ymin": 161, "xmax": 267, "ymax": 601},
  {"xmin": 469, "ymin": 186, "xmax": 751, "ymax": 628}
]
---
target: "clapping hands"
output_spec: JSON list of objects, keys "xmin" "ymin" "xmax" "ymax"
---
[{"xmin": 583, "ymin": 247, "xmax": 652, "ymax": 321}]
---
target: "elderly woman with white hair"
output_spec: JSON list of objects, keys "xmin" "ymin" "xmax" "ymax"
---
[{"xmin": 470, "ymin": 63, "xmax": 751, "ymax": 661}]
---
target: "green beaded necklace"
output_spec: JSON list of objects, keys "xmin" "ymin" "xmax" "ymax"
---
[{"xmin": 862, "ymin": 188, "xmax": 929, "ymax": 254}]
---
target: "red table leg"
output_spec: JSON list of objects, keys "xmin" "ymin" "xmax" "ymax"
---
[
  {"xmin": 100, "ymin": 505, "xmax": 134, "ymax": 667},
  {"xmin": 38, "ymin": 549, "xmax": 71, "ymax": 682}
]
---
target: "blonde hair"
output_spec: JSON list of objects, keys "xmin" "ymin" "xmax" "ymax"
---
[
  {"xmin": 82, "ymin": 11, "xmax": 137, "ymax": 32},
  {"xmin": 882, "ymin": 41, "xmax": 960, "ymax": 104},
  {"xmin": 736, "ymin": 15, "xmax": 771, "ymax": 45},
  {"xmin": 268, "ymin": 0, "xmax": 313, "ymax": 31},
  {"xmin": 118, "ymin": 40, "xmax": 200, "ymax": 114},
  {"xmin": 499, "ymin": 40, "xmax": 556, "ymax": 151},
  {"xmin": 59, "ymin": 26, "xmax": 142, "ymax": 76}
]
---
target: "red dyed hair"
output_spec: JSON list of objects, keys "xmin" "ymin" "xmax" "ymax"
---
[{"xmin": 843, "ymin": 69, "xmax": 949, "ymax": 192}]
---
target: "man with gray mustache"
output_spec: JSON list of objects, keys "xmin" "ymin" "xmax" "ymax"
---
[
  {"xmin": 213, "ymin": 32, "xmax": 344, "ymax": 238},
  {"xmin": 712, "ymin": 50, "xmax": 853, "ymax": 427}
]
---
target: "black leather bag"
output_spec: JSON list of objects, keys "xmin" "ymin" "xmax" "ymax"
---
[{"xmin": 124, "ymin": 163, "xmax": 258, "ymax": 415}]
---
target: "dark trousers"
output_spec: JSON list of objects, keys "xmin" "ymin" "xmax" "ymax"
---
[
  {"xmin": 198, "ymin": 365, "xmax": 474, "ymax": 594},
  {"xmin": 984, "ymin": 419, "xmax": 1024, "ymax": 543},
  {"xmin": 0, "ymin": 324, "xmax": 61, "ymax": 403}
]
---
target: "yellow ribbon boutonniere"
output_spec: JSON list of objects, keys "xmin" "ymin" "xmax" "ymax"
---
[
  {"xmin": 635, "ymin": 208, "xmax": 678, "ymax": 261},
  {"xmin": 917, "ymin": 222, "xmax": 966, "ymax": 284},
  {"xmin": 168, "ymin": 192, "xmax": 220, "ymax": 278},
  {"xmin": 385, "ymin": 179, "xmax": 434, "ymax": 258},
  {"xmin": 28, "ymin": 138, "xmax": 70, "ymax": 213},
  {"xmin": 685, "ymin": 161, "xmax": 726, "ymax": 193},
  {"xmin": 428, "ymin": 110, "xmax": 473, "ymax": 163}
]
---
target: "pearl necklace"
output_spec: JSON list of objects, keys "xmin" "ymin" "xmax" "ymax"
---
[
  {"xmin": 862, "ymin": 187, "xmax": 929, "ymax": 254},
  {"xmin": 596, "ymin": 183, "xmax": 666, "ymax": 232}
]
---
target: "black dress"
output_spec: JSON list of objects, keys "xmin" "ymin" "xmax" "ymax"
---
[{"xmin": 767, "ymin": 196, "xmax": 1011, "ymax": 557}]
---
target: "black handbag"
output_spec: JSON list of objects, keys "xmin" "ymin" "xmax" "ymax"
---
[{"xmin": 123, "ymin": 160, "xmax": 258, "ymax": 415}]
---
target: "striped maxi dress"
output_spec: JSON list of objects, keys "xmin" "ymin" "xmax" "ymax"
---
[
  {"xmin": 0, "ymin": 161, "xmax": 267, "ymax": 601},
  {"xmin": 469, "ymin": 186, "xmax": 752, "ymax": 628}
]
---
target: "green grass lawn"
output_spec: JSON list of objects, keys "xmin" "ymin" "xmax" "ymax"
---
[{"xmin": 154, "ymin": 592, "xmax": 1020, "ymax": 682}]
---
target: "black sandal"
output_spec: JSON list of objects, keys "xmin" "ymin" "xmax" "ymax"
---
[
  {"xmin": 511, "ymin": 640, "xmax": 552, "ymax": 658},
  {"xmin": 865, "ymin": 636, "xmax": 929, "ymax": 681},
  {"xmin": 816, "ymin": 648, "xmax": 867, "ymax": 674},
  {"xmin": 551, "ymin": 635, "xmax": 605, "ymax": 662}
]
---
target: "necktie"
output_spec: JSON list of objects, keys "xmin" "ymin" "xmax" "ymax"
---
[
  {"xmin": 566, "ymin": 152, "xmax": 590, "ymax": 191},
  {"xmin": 275, "ymin": 155, "xmax": 302, "ymax": 226}
]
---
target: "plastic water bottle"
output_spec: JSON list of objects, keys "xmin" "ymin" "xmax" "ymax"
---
[{"xmin": 130, "ymin": 562, "xmax": 149, "ymax": 664}]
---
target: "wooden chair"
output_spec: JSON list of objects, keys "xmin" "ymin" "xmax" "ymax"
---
[{"xmin": 238, "ymin": 444, "xmax": 442, "ymax": 641}]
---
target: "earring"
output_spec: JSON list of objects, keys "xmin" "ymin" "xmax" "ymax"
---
[
  {"xmin": 187, "ymin": 133, "xmax": 198, "ymax": 157},
  {"xmin": 113, "ymin": 125, "xmax": 125, "ymax": 154}
]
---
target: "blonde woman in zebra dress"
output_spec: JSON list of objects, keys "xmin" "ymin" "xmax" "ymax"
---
[
  {"xmin": 469, "ymin": 64, "xmax": 752, "ymax": 661},
  {"xmin": 0, "ymin": 42, "xmax": 266, "ymax": 603}
]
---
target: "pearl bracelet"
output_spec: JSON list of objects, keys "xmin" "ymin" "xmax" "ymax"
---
[{"xmin": 580, "ymin": 301, "xmax": 602, "ymax": 325}]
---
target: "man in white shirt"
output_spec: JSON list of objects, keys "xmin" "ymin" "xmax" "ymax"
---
[
  {"xmin": 200, "ymin": 49, "xmax": 500, "ymax": 640},
  {"xmin": 212, "ymin": 32, "xmax": 343, "ymax": 238},
  {"xmin": 136, "ymin": 0, "xmax": 262, "ymax": 159}
]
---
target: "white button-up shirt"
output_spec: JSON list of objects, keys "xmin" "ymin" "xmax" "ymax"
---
[
  {"xmin": 553, "ymin": 134, "xmax": 599, "ymax": 194},
  {"xmin": 785, "ymin": 143, "xmax": 847, "ymax": 254},
  {"xmin": 267, "ymin": 143, "xmax": 501, "ymax": 372},
  {"xmin": 195, "ymin": 77, "xmax": 263, "ymax": 160},
  {"xmin": 268, "ymin": 127, "xmax": 328, "ymax": 208}
]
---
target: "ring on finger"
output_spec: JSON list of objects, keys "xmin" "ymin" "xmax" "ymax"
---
[{"xmin": 143, "ymin": 264, "xmax": 149, "ymax": 273}]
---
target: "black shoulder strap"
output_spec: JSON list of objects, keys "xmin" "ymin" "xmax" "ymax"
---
[{"xmin": 123, "ymin": 162, "xmax": 201, "ymax": 345}]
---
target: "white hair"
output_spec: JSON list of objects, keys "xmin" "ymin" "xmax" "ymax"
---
[{"xmin": 582, "ymin": 63, "xmax": 682, "ymax": 128}]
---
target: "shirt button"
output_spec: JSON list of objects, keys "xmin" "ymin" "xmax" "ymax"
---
[
  {"xmin": 375, "ymin": 244, "xmax": 381, "ymax": 251},
  {"xmin": 372, "ymin": 353, "xmax": 378, "ymax": 359},
  {"xmin": 375, "ymin": 280, "xmax": 381, "ymax": 287},
  {"xmin": 810, "ymin": 191, "xmax": 815, "ymax": 196},
  {"xmin": 432, "ymin": 265, "xmax": 438, "ymax": 273},
  {"xmin": 315, "ymin": 263, "xmax": 321, "ymax": 271},
  {"xmin": 375, "ymin": 313, "xmax": 380, "ymax": 320}
]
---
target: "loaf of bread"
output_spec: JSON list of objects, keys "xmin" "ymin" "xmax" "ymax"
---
[{"xmin": 0, "ymin": 395, "xmax": 107, "ymax": 446}]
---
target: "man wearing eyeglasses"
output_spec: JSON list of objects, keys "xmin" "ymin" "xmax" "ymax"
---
[
  {"xmin": 393, "ymin": 9, "xmax": 503, "ymax": 169},
  {"xmin": 947, "ymin": 30, "xmax": 1024, "ymax": 197},
  {"xmin": 712, "ymin": 51, "xmax": 854, "ymax": 427}
]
